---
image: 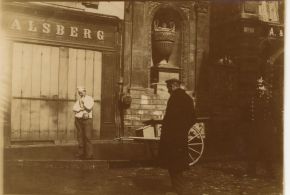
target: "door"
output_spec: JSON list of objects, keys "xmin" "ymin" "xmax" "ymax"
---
[
  {"xmin": 11, "ymin": 42, "xmax": 102, "ymax": 142},
  {"xmin": 100, "ymin": 52, "xmax": 118, "ymax": 139}
]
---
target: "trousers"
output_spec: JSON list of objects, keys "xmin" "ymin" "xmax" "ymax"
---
[
  {"xmin": 168, "ymin": 169, "xmax": 186, "ymax": 195},
  {"xmin": 247, "ymin": 122, "xmax": 274, "ymax": 176},
  {"xmin": 75, "ymin": 118, "xmax": 93, "ymax": 158}
]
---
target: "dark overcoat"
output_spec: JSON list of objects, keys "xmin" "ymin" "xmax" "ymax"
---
[
  {"xmin": 159, "ymin": 88, "xmax": 196, "ymax": 171},
  {"xmin": 248, "ymin": 91, "xmax": 275, "ymax": 161}
]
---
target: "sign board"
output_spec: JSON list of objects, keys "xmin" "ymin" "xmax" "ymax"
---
[
  {"xmin": 3, "ymin": 11, "xmax": 118, "ymax": 49},
  {"xmin": 267, "ymin": 26, "xmax": 283, "ymax": 37}
]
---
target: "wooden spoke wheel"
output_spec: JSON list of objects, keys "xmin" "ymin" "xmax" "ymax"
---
[{"xmin": 188, "ymin": 123, "xmax": 204, "ymax": 166}]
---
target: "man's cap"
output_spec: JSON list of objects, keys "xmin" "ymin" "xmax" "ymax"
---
[
  {"xmin": 77, "ymin": 86, "xmax": 86, "ymax": 92},
  {"xmin": 165, "ymin": 78, "xmax": 181, "ymax": 85},
  {"xmin": 256, "ymin": 76, "xmax": 268, "ymax": 87},
  {"xmin": 257, "ymin": 77, "xmax": 264, "ymax": 84}
]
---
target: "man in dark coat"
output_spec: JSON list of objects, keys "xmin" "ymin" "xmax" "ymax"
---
[
  {"xmin": 159, "ymin": 78, "xmax": 196, "ymax": 195},
  {"xmin": 246, "ymin": 76, "xmax": 276, "ymax": 178}
]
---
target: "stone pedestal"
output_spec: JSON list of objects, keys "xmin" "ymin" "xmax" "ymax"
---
[
  {"xmin": 151, "ymin": 65, "xmax": 181, "ymax": 94},
  {"xmin": 151, "ymin": 66, "xmax": 180, "ymax": 83}
]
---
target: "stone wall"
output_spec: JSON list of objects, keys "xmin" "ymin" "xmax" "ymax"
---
[{"xmin": 122, "ymin": 1, "xmax": 210, "ymax": 136}]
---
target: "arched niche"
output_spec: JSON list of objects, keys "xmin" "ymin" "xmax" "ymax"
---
[{"xmin": 145, "ymin": 3, "xmax": 190, "ymax": 87}]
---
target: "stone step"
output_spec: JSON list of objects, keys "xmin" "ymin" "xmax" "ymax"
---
[{"xmin": 4, "ymin": 140, "xmax": 156, "ymax": 161}]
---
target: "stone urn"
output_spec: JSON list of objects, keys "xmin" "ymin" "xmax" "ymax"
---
[{"xmin": 153, "ymin": 21, "xmax": 176, "ymax": 65}]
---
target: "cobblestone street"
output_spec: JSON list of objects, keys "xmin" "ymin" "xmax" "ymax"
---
[{"xmin": 4, "ymin": 161, "xmax": 283, "ymax": 195}]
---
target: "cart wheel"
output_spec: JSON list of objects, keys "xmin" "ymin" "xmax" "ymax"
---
[{"xmin": 188, "ymin": 123, "xmax": 204, "ymax": 166}]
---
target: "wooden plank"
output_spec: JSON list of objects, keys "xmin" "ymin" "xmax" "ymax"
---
[
  {"xmin": 21, "ymin": 131, "xmax": 29, "ymax": 140},
  {"xmin": 57, "ymin": 101, "xmax": 67, "ymax": 139},
  {"xmin": 11, "ymin": 131, "xmax": 21, "ymax": 140},
  {"xmin": 2, "ymin": 40, "xmax": 13, "ymax": 144},
  {"xmin": 48, "ymin": 47, "xmax": 59, "ymax": 140},
  {"xmin": 67, "ymin": 48, "xmax": 78, "ymax": 141},
  {"xmin": 92, "ymin": 102, "xmax": 101, "ymax": 139},
  {"xmin": 30, "ymin": 130, "xmax": 40, "ymax": 140},
  {"xmin": 11, "ymin": 43, "xmax": 23, "ymax": 97},
  {"xmin": 76, "ymin": 49, "xmax": 86, "ymax": 88},
  {"xmin": 58, "ymin": 47, "xmax": 69, "ymax": 141},
  {"xmin": 58, "ymin": 47, "xmax": 68, "ymax": 99},
  {"xmin": 48, "ymin": 101, "xmax": 58, "ymax": 140},
  {"xmin": 11, "ymin": 99, "xmax": 21, "ymax": 140},
  {"xmin": 19, "ymin": 130, "xmax": 34, "ymax": 140},
  {"xmin": 68, "ymin": 48, "xmax": 77, "ymax": 99},
  {"xmin": 85, "ymin": 50, "xmax": 94, "ymax": 96},
  {"xmin": 21, "ymin": 44, "xmax": 33, "ymax": 97},
  {"xmin": 66, "ymin": 101, "xmax": 76, "ymax": 140},
  {"xmin": 50, "ymin": 47, "xmax": 60, "ymax": 98},
  {"xmin": 40, "ymin": 46, "xmax": 51, "ymax": 97},
  {"xmin": 30, "ymin": 100, "xmax": 40, "ymax": 135},
  {"xmin": 20, "ymin": 99, "xmax": 31, "ymax": 137},
  {"xmin": 92, "ymin": 51, "xmax": 102, "ymax": 139},
  {"xmin": 39, "ymin": 46, "xmax": 51, "ymax": 140},
  {"xmin": 93, "ymin": 51, "xmax": 102, "ymax": 101},
  {"xmin": 39, "ymin": 100, "xmax": 49, "ymax": 138},
  {"xmin": 30, "ymin": 44, "xmax": 42, "ymax": 140},
  {"xmin": 31, "ymin": 45, "xmax": 42, "ymax": 97},
  {"xmin": 39, "ymin": 130, "xmax": 49, "ymax": 140}
]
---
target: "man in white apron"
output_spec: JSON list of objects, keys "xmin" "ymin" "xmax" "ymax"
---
[{"xmin": 73, "ymin": 86, "xmax": 94, "ymax": 160}]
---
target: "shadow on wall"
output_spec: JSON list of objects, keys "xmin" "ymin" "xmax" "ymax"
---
[{"xmin": 195, "ymin": 51, "xmax": 211, "ymax": 118}]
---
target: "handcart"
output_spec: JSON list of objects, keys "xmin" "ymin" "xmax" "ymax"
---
[{"xmin": 126, "ymin": 117, "xmax": 208, "ymax": 166}]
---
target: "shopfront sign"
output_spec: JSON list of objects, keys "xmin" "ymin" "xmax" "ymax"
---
[
  {"xmin": 268, "ymin": 26, "xmax": 283, "ymax": 37},
  {"xmin": 3, "ymin": 12, "xmax": 118, "ymax": 48},
  {"xmin": 243, "ymin": 24, "xmax": 284, "ymax": 38},
  {"xmin": 244, "ymin": 26, "xmax": 255, "ymax": 34}
]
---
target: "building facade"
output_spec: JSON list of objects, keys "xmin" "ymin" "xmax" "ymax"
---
[
  {"xmin": 2, "ymin": 1, "xmax": 283, "ymax": 159},
  {"xmin": 1, "ymin": 2, "xmax": 124, "ymax": 145},
  {"xmin": 209, "ymin": 0, "xmax": 284, "ymax": 154},
  {"xmin": 2, "ymin": 1, "xmax": 212, "ymax": 147},
  {"xmin": 121, "ymin": 1, "xmax": 210, "ymax": 136}
]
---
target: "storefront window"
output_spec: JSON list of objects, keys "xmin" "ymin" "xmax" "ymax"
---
[{"xmin": 258, "ymin": 1, "xmax": 280, "ymax": 22}]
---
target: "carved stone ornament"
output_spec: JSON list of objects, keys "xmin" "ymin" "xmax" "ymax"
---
[
  {"xmin": 148, "ymin": 1, "xmax": 161, "ymax": 16},
  {"xmin": 153, "ymin": 20, "xmax": 176, "ymax": 65},
  {"xmin": 180, "ymin": 7, "xmax": 190, "ymax": 20}
]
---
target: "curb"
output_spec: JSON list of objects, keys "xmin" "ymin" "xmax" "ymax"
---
[{"xmin": 4, "ymin": 159, "xmax": 158, "ymax": 170}]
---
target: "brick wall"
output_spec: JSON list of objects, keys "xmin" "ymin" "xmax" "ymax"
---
[
  {"xmin": 123, "ymin": 85, "xmax": 195, "ymax": 136},
  {"xmin": 123, "ymin": 87, "xmax": 169, "ymax": 136}
]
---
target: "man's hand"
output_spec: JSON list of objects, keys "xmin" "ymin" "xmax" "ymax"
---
[{"xmin": 83, "ymin": 112, "xmax": 89, "ymax": 119}]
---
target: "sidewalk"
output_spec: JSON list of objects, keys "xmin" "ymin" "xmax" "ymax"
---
[{"xmin": 4, "ymin": 160, "xmax": 283, "ymax": 195}]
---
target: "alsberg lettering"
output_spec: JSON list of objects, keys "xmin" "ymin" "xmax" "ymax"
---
[{"xmin": 10, "ymin": 18, "xmax": 105, "ymax": 40}]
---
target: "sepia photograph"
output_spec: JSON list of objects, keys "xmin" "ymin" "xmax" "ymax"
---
[{"xmin": 0, "ymin": 1, "xmax": 285, "ymax": 194}]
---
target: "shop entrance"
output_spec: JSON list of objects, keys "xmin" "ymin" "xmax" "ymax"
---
[{"xmin": 10, "ymin": 42, "xmax": 106, "ymax": 142}]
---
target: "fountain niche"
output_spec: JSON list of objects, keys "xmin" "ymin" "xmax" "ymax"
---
[{"xmin": 151, "ymin": 8, "xmax": 181, "ymax": 89}]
